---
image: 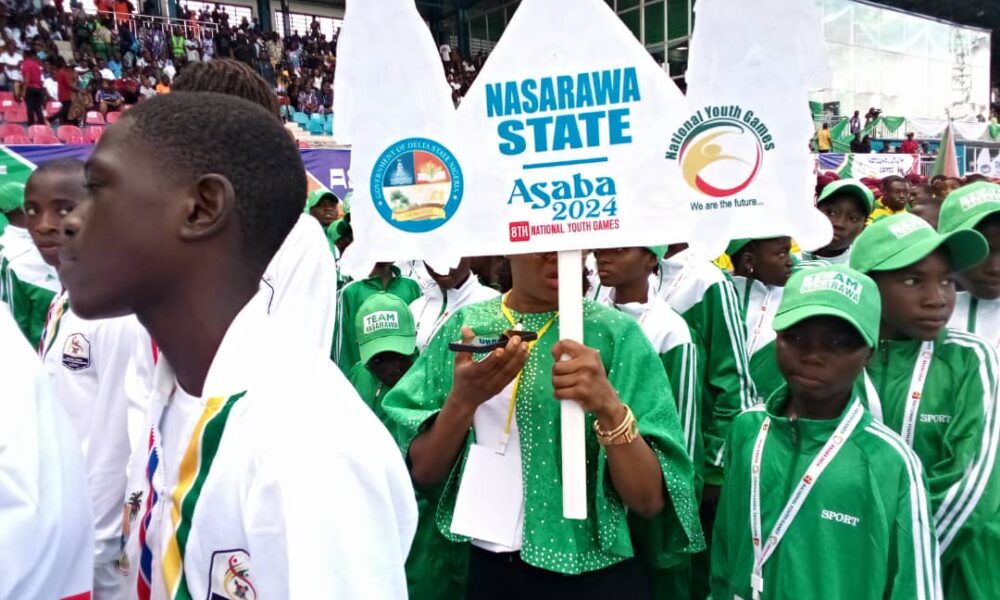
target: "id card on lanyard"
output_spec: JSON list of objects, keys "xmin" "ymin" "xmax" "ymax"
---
[
  {"xmin": 900, "ymin": 341, "xmax": 933, "ymax": 447},
  {"xmin": 863, "ymin": 341, "xmax": 933, "ymax": 447},
  {"xmin": 742, "ymin": 279, "xmax": 773, "ymax": 357},
  {"xmin": 749, "ymin": 399, "xmax": 864, "ymax": 599}
]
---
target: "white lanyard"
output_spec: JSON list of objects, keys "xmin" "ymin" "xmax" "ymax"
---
[
  {"xmin": 746, "ymin": 286, "xmax": 773, "ymax": 356},
  {"xmin": 900, "ymin": 341, "xmax": 934, "ymax": 447},
  {"xmin": 749, "ymin": 398, "xmax": 864, "ymax": 599}
]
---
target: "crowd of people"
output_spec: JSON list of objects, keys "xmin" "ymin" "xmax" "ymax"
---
[{"xmin": 0, "ymin": 0, "xmax": 488, "ymax": 132}]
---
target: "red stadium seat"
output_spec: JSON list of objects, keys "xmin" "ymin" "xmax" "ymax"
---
[
  {"xmin": 45, "ymin": 101, "xmax": 61, "ymax": 116},
  {"xmin": 4, "ymin": 106, "xmax": 27, "ymax": 123},
  {"xmin": 4, "ymin": 135, "xmax": 31, "ymax": 144},
  {"xmin": 28, "ymin": 124, "xmax": 55, "ymax": 140},
  {"xmin": 85, "ymin": 111, "xmax": 106, "ymax": 125},
  {"xmin": 67, "ymin": 135, "xmax": 87, "ymax": 144},
  {"xmin": 56, "ymin": 125, "xmax": 84, "ymax": 142},
  {"xmin": 85, "ymin": 126, "xmax": 104, "ymax": 143},
  {"xmin": 1, "ymin": 123, "xmax": 26, "ymax": 138},
  {"xmin": 32, "ymin": 133, "xmax": 60, "ymax": 144},
  {"xmin": 0, "ymin": 91, "xmax": 13, "ymax": 104},
  {"xmin": 297, "ymin": 140, "xmax": 311, "ymax": 148},
  {"xmin": 105, "ymin": 111, "xmax": 123, "ymax": 124}
]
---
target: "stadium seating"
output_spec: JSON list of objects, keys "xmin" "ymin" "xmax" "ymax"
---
[
  {"xmin": 4, "ymin": 106, "xmax": 27, "ymax": 123},
  {"xmin": 86, "ymin": 126, "xmax": 104, "ymax": 143},
  {"xmin": 86, "ymin": 111, "xmax": 106, "ymax": 125},
  {"xmin": 56, "ymin": 125, "xmax": 84, "ymax": 142},
  {"xmin": 106, "ymin": 111, "xmax": 123, "ymax": 124},
  {"xmin": 67, "ymin": 135, "xmax": 87, "ymax": 144},
  {"xmin": 28, "ymin": 124, "xmax": 55, "ymax": 140},
  {"xmin": 4, "ymin": 135, "xmax": 30, "ymax": 144},
  {"xmin": 32, "ymin": 133, "xmax": 60, "ymax": 144},
  {"xmin": 1, "ymin": 123, "xmax": 26, "ymax": 138}
]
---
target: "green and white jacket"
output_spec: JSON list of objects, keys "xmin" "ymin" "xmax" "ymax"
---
[{"xmin": 0, "ymin": 225, "xmax": 58, "ymax": 348}]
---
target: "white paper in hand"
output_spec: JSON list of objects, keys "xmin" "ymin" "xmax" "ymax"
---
[{"xmin": 450, "ymin": 444, "xmax": 524, "ymax": 547}]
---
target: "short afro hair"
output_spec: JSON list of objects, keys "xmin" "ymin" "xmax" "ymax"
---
[
  {"xmin": 117, "ymin": 92, "xmax": 305, "ymax": 269},
  {"xmin": 171, "ymin": 59, "xmax": 280, "ymax": 117},
  {"xmin": 33, "ymin": 157, "xmax": 86, "ymax": 176}
]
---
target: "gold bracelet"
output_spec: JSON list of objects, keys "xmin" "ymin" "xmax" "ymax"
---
[{"xmin": 593, "ymin": 405, "xmax": 639, "ymax": 446}]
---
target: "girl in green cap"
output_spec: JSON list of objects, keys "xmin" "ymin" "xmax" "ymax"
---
[
  {"xmin": 851, "ymin": 212, "xmax": 999, "ymax": 600},
  {"xmin": 712, "ymin": 264, "xmax": 941, "ymax": 600}
]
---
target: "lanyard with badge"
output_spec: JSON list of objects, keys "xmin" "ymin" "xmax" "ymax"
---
[
  {"xmin": 449, "ymin": 293, "xmax": 558, "ymax": 547},
  {"xmin": 660, "ymin": 260, "xmax": 691, "ymax": 304},
  {"xmin": 742, "ymin": 278, "xmax": 773, "ymax": 356},
  {"xmin": 899, "ymin": 341, "xmax": 933, "ymax": 447},
  {"xmin": 749, "ymin": 399, "xmax": 865, "ymax": 599}
]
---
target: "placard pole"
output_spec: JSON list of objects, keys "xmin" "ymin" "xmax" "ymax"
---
[{"xmin": 557, "ymin": 249, "xmax": 587, "ymax": 520}]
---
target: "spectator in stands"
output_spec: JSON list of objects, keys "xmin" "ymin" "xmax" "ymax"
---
[
  {"xmin": 114, "ymin": 67, "xmax": 140, "ymax": 104},
  {"xmin": 931, "ymin": 175, "xmax": 961, "ymax": 201},
  {"xmin": 816, "ymin": 122, "xmax": 832, "ymax": 153},
  {"xmin": 320, "ymin": 79, "xmax": 333, "ymax": 114},
  {"xmin": 1, "ymin": 41, "xmax": 23, "ymax": 99},
  {"xmin": 232, "ymin": 32, "xmax": 253, "ymax": 65},
  {"xmin": 106, "ymin": 55, "xmax": 122, "ymax": 79},
  {"xmin": 900, "ymin": 132, "xmax": 919, "ymax": 154},
  {"xmin": 184, "ymin": 31, "xmax": 201, "ymax": 63},
  {"xmin": 297, "ymin": 76, "xmax": 320, "ymax": 114},
  {"xmin": 52, "ymin": 57, "xmax": 79, "ymax": 124},
  {"xmin": 154, "ymin": 73, "xmax": 170, "ymax": 94},
  {"xmin": 849, "ymin": 109, "xmax": 860, "ymax": 135},
  {"xmin": 92, "ymin": 20, "xmax": 112, "ymax": 61},
  {"xmin": 21, "ymin": 48, "xmax": 46, "ymax": 125},
  {"xmin": 94, "ymin": 77, "xmax": 122, "ymax": 115},
  {"xmin": 171, "ymin": 27, "xmax": 185, "ymax": 62},
  {"xmin": 214, "ymin": 25, "xmax": 231, "ymax": 58},
  {"xmin": 200, "ymin": 32, "xmax": 214, "ymax": 61}
]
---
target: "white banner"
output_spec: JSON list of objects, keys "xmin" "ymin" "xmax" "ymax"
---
[
  {"xmin": 675, "ymin": 0, "xmax": 832, "ymax": 253},
  {"xmin": 849, "ymin": 153, "xmax": 919, "ymax": 178},
  {"xmin": 454, "ymin": 0, "xmax": 693, "ymax": 256}
]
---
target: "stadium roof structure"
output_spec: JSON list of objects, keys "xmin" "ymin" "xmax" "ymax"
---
[{"xmin": 875, "ymin": 0, "xmax": 997, "ymax": 83}]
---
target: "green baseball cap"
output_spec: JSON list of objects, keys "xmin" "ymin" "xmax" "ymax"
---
[
  {"xmin": 0, "ymin": 182, "xmax": 25, "ymax": 213},
  {"xmin": 647, "ymin": 245, "xmax": 668, "ymax": 259},
  {"xmin": 937, "ymin": 182, "xmax": 1000, "ymax": 235},
  {"xmin": 850, "ymin": 212, "xmax": 987, "ymax": 274},
  {"xmin": 355, "ymin": 292, "xmax": 417, "ymax": 365},
  {"xmin": 726, "ymin": 239, "xmax": 752, "ymax": 256},
  {"xmin": 305, "ymin": 188, "xmax": 339, "ymax": 212},
  {"xmin": 774, "ymin": 265, "xmax": 881, "ymax": 348},
  {"xmin": 818, "ymin": 178, "xmax": 875, "ymax": 215}
]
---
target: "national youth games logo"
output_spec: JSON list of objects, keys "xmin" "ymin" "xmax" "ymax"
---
[
  {"xmin": 665, "ymin": 107, "xmax": 775, "ymax": 198},
  {"xmin": 678, "ymin": 120, "xmax": 762, "ymax": 197},
  {"xmin": 370, "ymin": 137, "xmax": 464, "ymax": 233}
]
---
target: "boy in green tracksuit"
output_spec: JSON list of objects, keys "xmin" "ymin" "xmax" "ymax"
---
[
  {"xmin": 850, "ymin": 212, "xmax": 999, "ymax": 600},
  {"xmin": 938, "ymin": 183, "xmax": 1000, "ymax": 351},
  {"xmin": 797, "ymin": 179, "xmax": 874, "ymax": 269},
  {"xmin": 333, "ymin": 262, "xmax": 421, "ymax": 374},
  {"xmin": 348, "ymin": 292, "xmax": 468, "ymax": 600},
  {"xmin": 0, "ymin": 178, "xmax": 61, "ymax": 348},
  {"xmin": 712, "ymin": 264, "xmax": 942, "ymax": 600}
]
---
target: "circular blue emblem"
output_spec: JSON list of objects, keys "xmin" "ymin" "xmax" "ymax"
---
[{"xmin": 370, "ymin": 137, "xmax": 464, "ymax": 233}]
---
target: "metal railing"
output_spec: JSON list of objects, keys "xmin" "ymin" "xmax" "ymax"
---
[{"xmin": 90, "ymin": 10, "xmax": 220, "ymax": 42}]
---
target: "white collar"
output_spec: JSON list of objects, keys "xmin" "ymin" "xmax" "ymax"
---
[
  {"xmin": 610, "ymin": 285, "xmax": 655, "ymax": 319},
  {"xmin": 151, "ymin": 291, "xmax": 271, "ymax": 404}
]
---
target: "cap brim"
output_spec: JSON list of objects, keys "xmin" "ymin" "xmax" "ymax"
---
[
  {"xmin": 946, "ymin": 209, "xmax": 1000, "ymax": 238},
  {"xmin": 869, "ymin": 229, "xmax": 987, "ymax": 273},
  {"xmin": 360, "ymin": 335, "xmax": 416, "ymax": 365},
  {"xmin": 773, "ymin": 305, "xmax": 876, "ymax": 349}
]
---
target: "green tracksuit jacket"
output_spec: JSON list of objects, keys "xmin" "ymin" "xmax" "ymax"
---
[
  {"xmin": 348, "ymin": 363, "xmax": 468, "ymax": 600},
  {"xmin": 653, "ymin": 254, "xmax": 756, "ymax": 486},
  {"xmin": 865, "ymin": 330, "xmax": 1000, "ymax": 600},
  {"xmin": 332, "ymin": 267, "xmax": 421, "ymax": 374},
  {"xmin": 712, "ymin": 386, "xmax": 942, "ymax": 600},
  {"xmin": 0, "ymin": 255, "xmax": 57, "ymax": 349}
]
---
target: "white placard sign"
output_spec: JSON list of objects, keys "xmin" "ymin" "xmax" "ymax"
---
[
  {"xmin": 337, "ymin": 0, "xmax": 472, "ymax": 278},
  {"xmin": 454, "ymin": 0, "xmax": 694, "ymax": 255},
  {"xmin": 678, "ymin": 0, "xmax": 833, "ymax": 253}
]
